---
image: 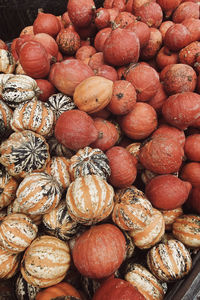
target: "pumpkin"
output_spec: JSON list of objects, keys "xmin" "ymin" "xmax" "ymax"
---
[
  {"xmin": 47, "ymin": 93, "xmax": 76, "ymax": 121},
  {"xmin": 73, "ymin": 76, "xmax": 113, "ymax": 114},
  {"xmin": 15, "ymin": 272, "xmax": 41, "ymax": 300},
  {"xmin": 33, "ymin": 12, "xmax": 61, "ymax": 37},
  {"xmin": 0, "ymin": 130, "xmax": 50, "ymax": 178},
  {"xmin": 35, "ymin": 79, "xmax": 56, "ymax": 102},
  {"xmin": 112, "ymin": 186, "xmax": 153, "ymax": 232},
  {"xmin": 160, "ymin": 207, "xmax": 183, "ymax": 231},
  {"xmin": 12, "ymin": 172, "xmax": 61, "ymax": 215},
  {"xmin": 10, "ymin": 98, "xmax": 54, "ymax": 137},
  {"xmin": 72, "ymin": 223, "xmax": 126, "ymax": 279},
  {"xmin": 125, "ymin": 263, "xmax": 166, "ymax": 300},
  {"xmin": 0, "ymin": 49, "xmax": 16, "ymax": 74},
  {"xmin": 68, "ymin": 146, "xmax": 111, "ymax": 181},
  {"xmin": 42, "ymin": 200, "xmax": 81, "ymax": 241},
  {"xmin": 164, "ymin": 23, "xmax": 191, "ymax": 52},
  {"xmin": 21, "ymin": 235, "xmax": 71, "ymax": 288},
  {"xmin": 151, "ymin": 124, "xmax": 185, "ymax": 148},
  {"xmin": 147, "ymin": 239, "xmax": 192, "ymax": 282},
  {"xmin": 2, "ymin": 74, "xmax": 41, "ymax": 108},
  {"xmin": 0, "ymin": 213, "xmax": 38, "ymax": 253},
  {"xmin": 56, "ymin": 26, "xmax": 81, "ymax": 56},
  {"xmin": 134, "ymin": 2, "xmax": 163, "ymax": 28},
  {"xmin": 184, "ymin": 134, "xmax": 200, "ymax": 161},
  {"xmin": 36, "ymin": 282, "xmax": 82, "ymax": 300},
  {"xmin": 180, "ymin": 162, "xmax": 200, "ymax": 187},
  {"xmin": 172, "ymin": 214, "xmax": 200, "ymax": 248},
  {"xmin": 127, "ymin": 21, "xmax": 151, "ymax": 49},
  {"xmin": 66, "ymin": 174, "xmax": 114, "ymax": 225},
  {"xmin": 0, "ymin": 99, "xmax": 13, "ymax": 139},
  {"xmin": 0, "ymin": 246, "xmax": 20, "ymax": 279},
  {"xmin": 0, "ymin": 165, "xmax": 18, "ymax": 210},
  {"xmin": 67, "ymin": 0, "xmax": 96, "ymax": 28},
  {"xmin": 129, "ymin": 208, "xmax": 165, "ymax": 249}
]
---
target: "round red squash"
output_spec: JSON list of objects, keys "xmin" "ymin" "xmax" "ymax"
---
[
  {"xmin": 180, "ymin": 162, "xmax": 200, "ymax": 187},
  {"xmin": 184, "ymin": 134, "xmax": 200, "ymax": 161},
  {"xmin": 36, "ymin": 282, "xmax": 82, "ymax": 300}
]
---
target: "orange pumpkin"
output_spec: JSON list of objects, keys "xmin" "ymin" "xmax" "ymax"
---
[{"xmin": 36, "ymin": 282, "xmax": 82, "ymax": 300}]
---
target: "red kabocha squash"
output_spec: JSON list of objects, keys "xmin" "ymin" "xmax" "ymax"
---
[
  {"xmin": 33, "ymin": 33, "xmax": 59, "ymax": 60},
  {"xmin": 148, "ymin": 82, "xmax": 167, "ymax": 114},
  {"xmin": 184, "ymin": 134, "xmax": 200, "ymax": 161},
  {"xmin": 19, "ymin": 41, "xmax": 50, "ymax": 79},
  {"xmin": 94, "ymin": 27, "xmax": 112, "ymax": 52},
  {"xmin": 164, "ymin": 23, "xmax": 191, "ymax": 52},
  {"xmin": 67, "ymin": 0, "xmax": 96, "ymax": 28},
  {"xmin": 33, "ymin": 12, "xmax": 61, "ymax": 37},
  {"xmin": 133, "ymin": 2, "xmax": 163, "ymax": 28},
  {"xmin": 103, "ymin": 0, "xmax": 126, "ymax": 11},
  {"xmin": 156, "ymin": 46, "xmax": 178, "ymax": 70},
  {"xmin": 55, "ymin": 110, "xmax": 98, "ymax": 151},
  {"xmin": 94, "ymin": 8, "xmax": 110, "ymax": 29},
  {"xmin": 119, "ymin": 102, "xmax": 158, "ymax": 140},
  {"xmin": 49, "ymin": 59, "xmax": 94, "ymax": 96},
  {"xmin": 145, "ymin": 175, "xmax": 192, "ymax": 210},
  {"xmin": 152, "ymin": 124, "xmax": 185, "ymax": 148},
  {"xmin": 88, "ymin": 52, "xmax": 105, "ymax": 71},
  {"xmin": 180, "ymin": 162, "xmax": 200, "ymax": 187},
  {"xmin": 92, "ymin": 277, "xmax": 145, "ymax": 300},
  {"xmin": 56, "ymin": 26, "xmax": 81, "ymax": 56},
  {"xmin": 172, "ymin": 1, "xmax": 199, "ymax": 23},
  {"xmin": 114, "ymin": 12, "xmax": 137, "ymax": 28},
  {"xmin": 179, "ymin": 41, "xmax": 200, "ymax": 68},
  {"xmin": 75, "ymin": 45, "xmax": 97, "ymax": 61},
  {"xmin": 162, "ymin": 92, "xmax": 200, "ymax": 130},
  {"xmin": 106, "ymin": 146, "xmax": 137, "ymax": 188},
  {"xmin": 95, "ymin": 64, "xmax": 118, "ymax": 81},
  {"xmin": 36, "ymin": 282, "xmax": 82, "ymax": 300},
  {"xmin": 187, "ymin": 187, "xmax": 200, "ymax": 214},
  {"xmin": 127, "ymin": 20, "xmax": 150, "ymax": 49},
  {"xmin": 182, "ymin": 18, "xmax": 200, "ymax": 43},
  {"xmin": 140, "ymin": 28, "xmax": 162, "ymax": 61},
  {"xmin": 103, "ymin": 28, "xmax": 140, "ymax": 67},
  {"xmin": 61, "ymin": 11, "xmax": 71, "ymax": 28},
  {"xmin": 159, "ymin": 20, "xmax": 174, "ymax": 39},
  {"xmin": 157, "ymin": 0, "xmax": 182, "ymax": 18},
  {"xmin": 15, "ymin": 34, "xmax": 33, "ymax": 57},
  {"xmin": 139, "ymin": 135, "xmax": 184, "ymax": 174},
  {"xmin": 107, "ymin": 80, "xmax": 136, "ymax": 115},
  {"xmin": 72, "ymin": 223, "xmax": 126, "ymax": 279},
  {"xmin": 20, "ymin": 25, "xmax": 34, "ymax": 36},
  {"xmin": 35, "ymin": 79, "xmax": 56, "ymax": 102}
]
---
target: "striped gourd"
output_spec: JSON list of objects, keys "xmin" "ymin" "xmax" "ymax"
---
[
  {"xmin": 0, "ymin": 99, "xmax": 13, "ymax": 139},
  {"xmin": 45, "ymin": 157, "xmax": 71, "ymax": 192},
  {"xmin": 12, "ymin": 172, "xmax": 61, "ymax": 215},
  {"xmin": 2, "ymin": 74, "xmax": 40, "ymax": 108},
  {"xmin": 125, "ymin": 263, "xmax": 166, "ymax": 300},
  {"xmin": 0, "ymin": 246, "xmax": 20, "ymax": 279},
  {"xmin": 42, "ymin": 200, "xmax": 81, "ymax": 241},
  {"xmin": 0, "ymin": 130, "xmax": 50, "ymax": 178},
  {"xmin": 0, "ymin": 74, "xmax": 14, "ymax": 98},
  {"xmin": 66, "ymin": 174, "xmax": 114, "ymax": 225},
  {"xmin": 10, "ymin": 98, "xmax": 54, "ymax": 137},
  {"xmin": 160, "ymin": 207, "xmax": 183, "ymax": 231},
  {"xmin": 69, "ymin": 147, "xmax": 111, "ymax": 181},
  {"xmin": 129, "ymin": 208, "xmax": 165, "ymax": 249},
  {"xmin": 47, "ymin": 136, "xmax": 74, "ymax": 158},
  {"xmin": 47, "ymin": 93, "xmax": 76, "ymax": 120},
  {"xmin": 0, "ymin": 213, "xmax": 38, "ymax": 254},
  {"xmin": 0, "ymin": 165, "xmax": 18, "ymax": 210},
  {"xmin": 172, "ymin": 214, "xmax": 200, "ymax": 248},
  {"xmin": 0, "ymin": 49, "xmax": 16, "ymax": 74},
  {"xmin": 147, "ymin": 239, "xmax": 192, "ymax": 282},
  {"xmin": 15, "ymin": 272, "xmax": 41, "ymax": 300},
  {"xmin": 112, "ymin": 186, "xmax": 153, "ymax": 232},
  {"xmin": 21, "ymin": 235, "xmax": 71, "ymax": 288},
  {"xmin": 0, "ymin": 209, "xmax": 7, "ymax": 221}
]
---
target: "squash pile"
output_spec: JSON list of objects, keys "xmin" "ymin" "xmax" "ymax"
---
[{"xmin": 0, "ymin": 0, "xmax": 200, "ymax": 299}]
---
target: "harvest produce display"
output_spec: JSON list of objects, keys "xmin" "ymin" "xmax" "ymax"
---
[{"xmin": 0, "ymin": 0, "xmax": 200, "ymax": 299}]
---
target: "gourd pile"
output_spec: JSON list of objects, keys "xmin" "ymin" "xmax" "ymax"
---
[{"xmin": 0, "ymin": 0, "xmax": 200, "ymax": 299}]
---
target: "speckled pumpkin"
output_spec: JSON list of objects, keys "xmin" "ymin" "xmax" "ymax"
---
[
  {"xmin": 21, "ymin": 235, "xmax": 71, "ymax": 288},
  {"xmin": 172, "ymin": 214, "xmax": 200, "ymax": 248},
  {"xmin": 0, "ymin": 164, "xmax": 18, "ymax": 210},
  {"xmin": 42, "ymin": 200, "xmax": 81, "ymax": 241},
  {"xmin": 112, "ymin": 186, "xmax": 153, "ymax": 232},
  {"xmin": 66, "ymin": 174, "xmax": 114, "ymax": 225},
  {"xmin": 129, "ymin": 208, "xmax": 165, "ymax": 249},
  {"xmin": 15, "ymin": 273, "xmax": 41, "ymax": 300},
  {"xmin": 125, "ymin": 263, "xmax": 167, "ymax": 300},
  {"xmin": 0, "ymin": 246, "xmax": 20, "ymax": 279},
  {"xmin": 160, "ymin": 207, "xmax": 183, "ymax": 231},
  {"xmin": 0, "ymin": 213, "xmax": 38, "ymax": 253},
  {"xmin": 47, "ymin": 93, "xmax": 76, "ymax": 121},
  {"xmin": 45, "ymin": 157, "xmax": 71, "ymax": 192},
  {"xmin": 2, "ymin": 74, "xmax": 40, "ymax": 108},
  {"xmin": 0, "ymin": 130, "xmax": 50, "ymax": 178},
  {"xmin": 47, "ymin": 136, "xmax": 74, "ymax": 158},
  {"xmin": 0, "ymin": 49, "xmax": 16, "ymax": 74},
  {"xmin": 0, "ymin": 99, "xmax": 13, "ymax": 140},
  {"xmin": 10, "ymin": 98, "xmax": 54, "ymax": 137},
  {"xmin": 12, "ymin": 172, "xmax": 61, "ymax": 215},
  {"xmin": 147, "ymin": 239, "xmax": 192, "ymax": 282},
  {"xmin": 68, "ymin": 146, "xmax": 111, "ymax": 181}
]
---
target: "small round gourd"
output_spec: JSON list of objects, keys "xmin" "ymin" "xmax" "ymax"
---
[
  {"xmin": 0, "ymin": 49, "xmax": 16, "ymax": 74},
  {"xmin": 45, "ymin": 156, "xmax": 71, "ymax": 191},
  {"xmin": 10, "ymin": 98, "xmax": 54, "ymax": 137},
  {"xmin": 2, "ymin": 74, "xmax": 40, "ymax": 108},
  {"xmin": 160, "ymin": 207, "xmax": 183, "ymax": 231},
  {"xmin": 0, "ymin": 213, "xmax": 38, "ymax": 253},
  {"xmin": 21, "ymin": 235, "xmax": 71, "ymax": 288},
  {"xmin": 0, "ymin": 130, "xmax": 50, "ymax": 178},
  {"xmin": 147, "ymin": 239, "xmax": 192, "ymax": 282},
  {"xmin": 0, "ymin": 74, "xmax": 14, "ymax": 98},
  {"xmin": 172, "ymin": 214, "xmax": 200, "ymax": 248},
  {"xmin": 69, "ymin": 146, "xmax": 111, "ymax": 181},
  {"xmin": 15, "ymin": 273, "xmax": 41, "ymax": 300},
  {"xmin": 112, "ymin": 186, "xmax": 153, "ymax": 232},
  {"xmin": 0, "ymin": 246, "xmax": 20, "ymax": 279},
  {"xmin": 12, "ymin": 172, "xmax": 61, "ymax": 215},
  {"xmin": 66, "ymin": 174, "xmax": 114, "ymax": 225},
  {"xmin": 42, "ymin": 200, "xmax": 81, "ymax": 241},
  {"xmin": 0, "ymin": 99, "xmax": 13, "ymax": 140},
  {"xmin": 125, "ymin": 263, "xmax": 166, "ymax": 300},
  {"xmin": 47, "ymin": 93, "xmax": 76, "ymax": 120},
  {"xmin": 0, "ymin": 164, "xmax": 18, "ymax": 210}
]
